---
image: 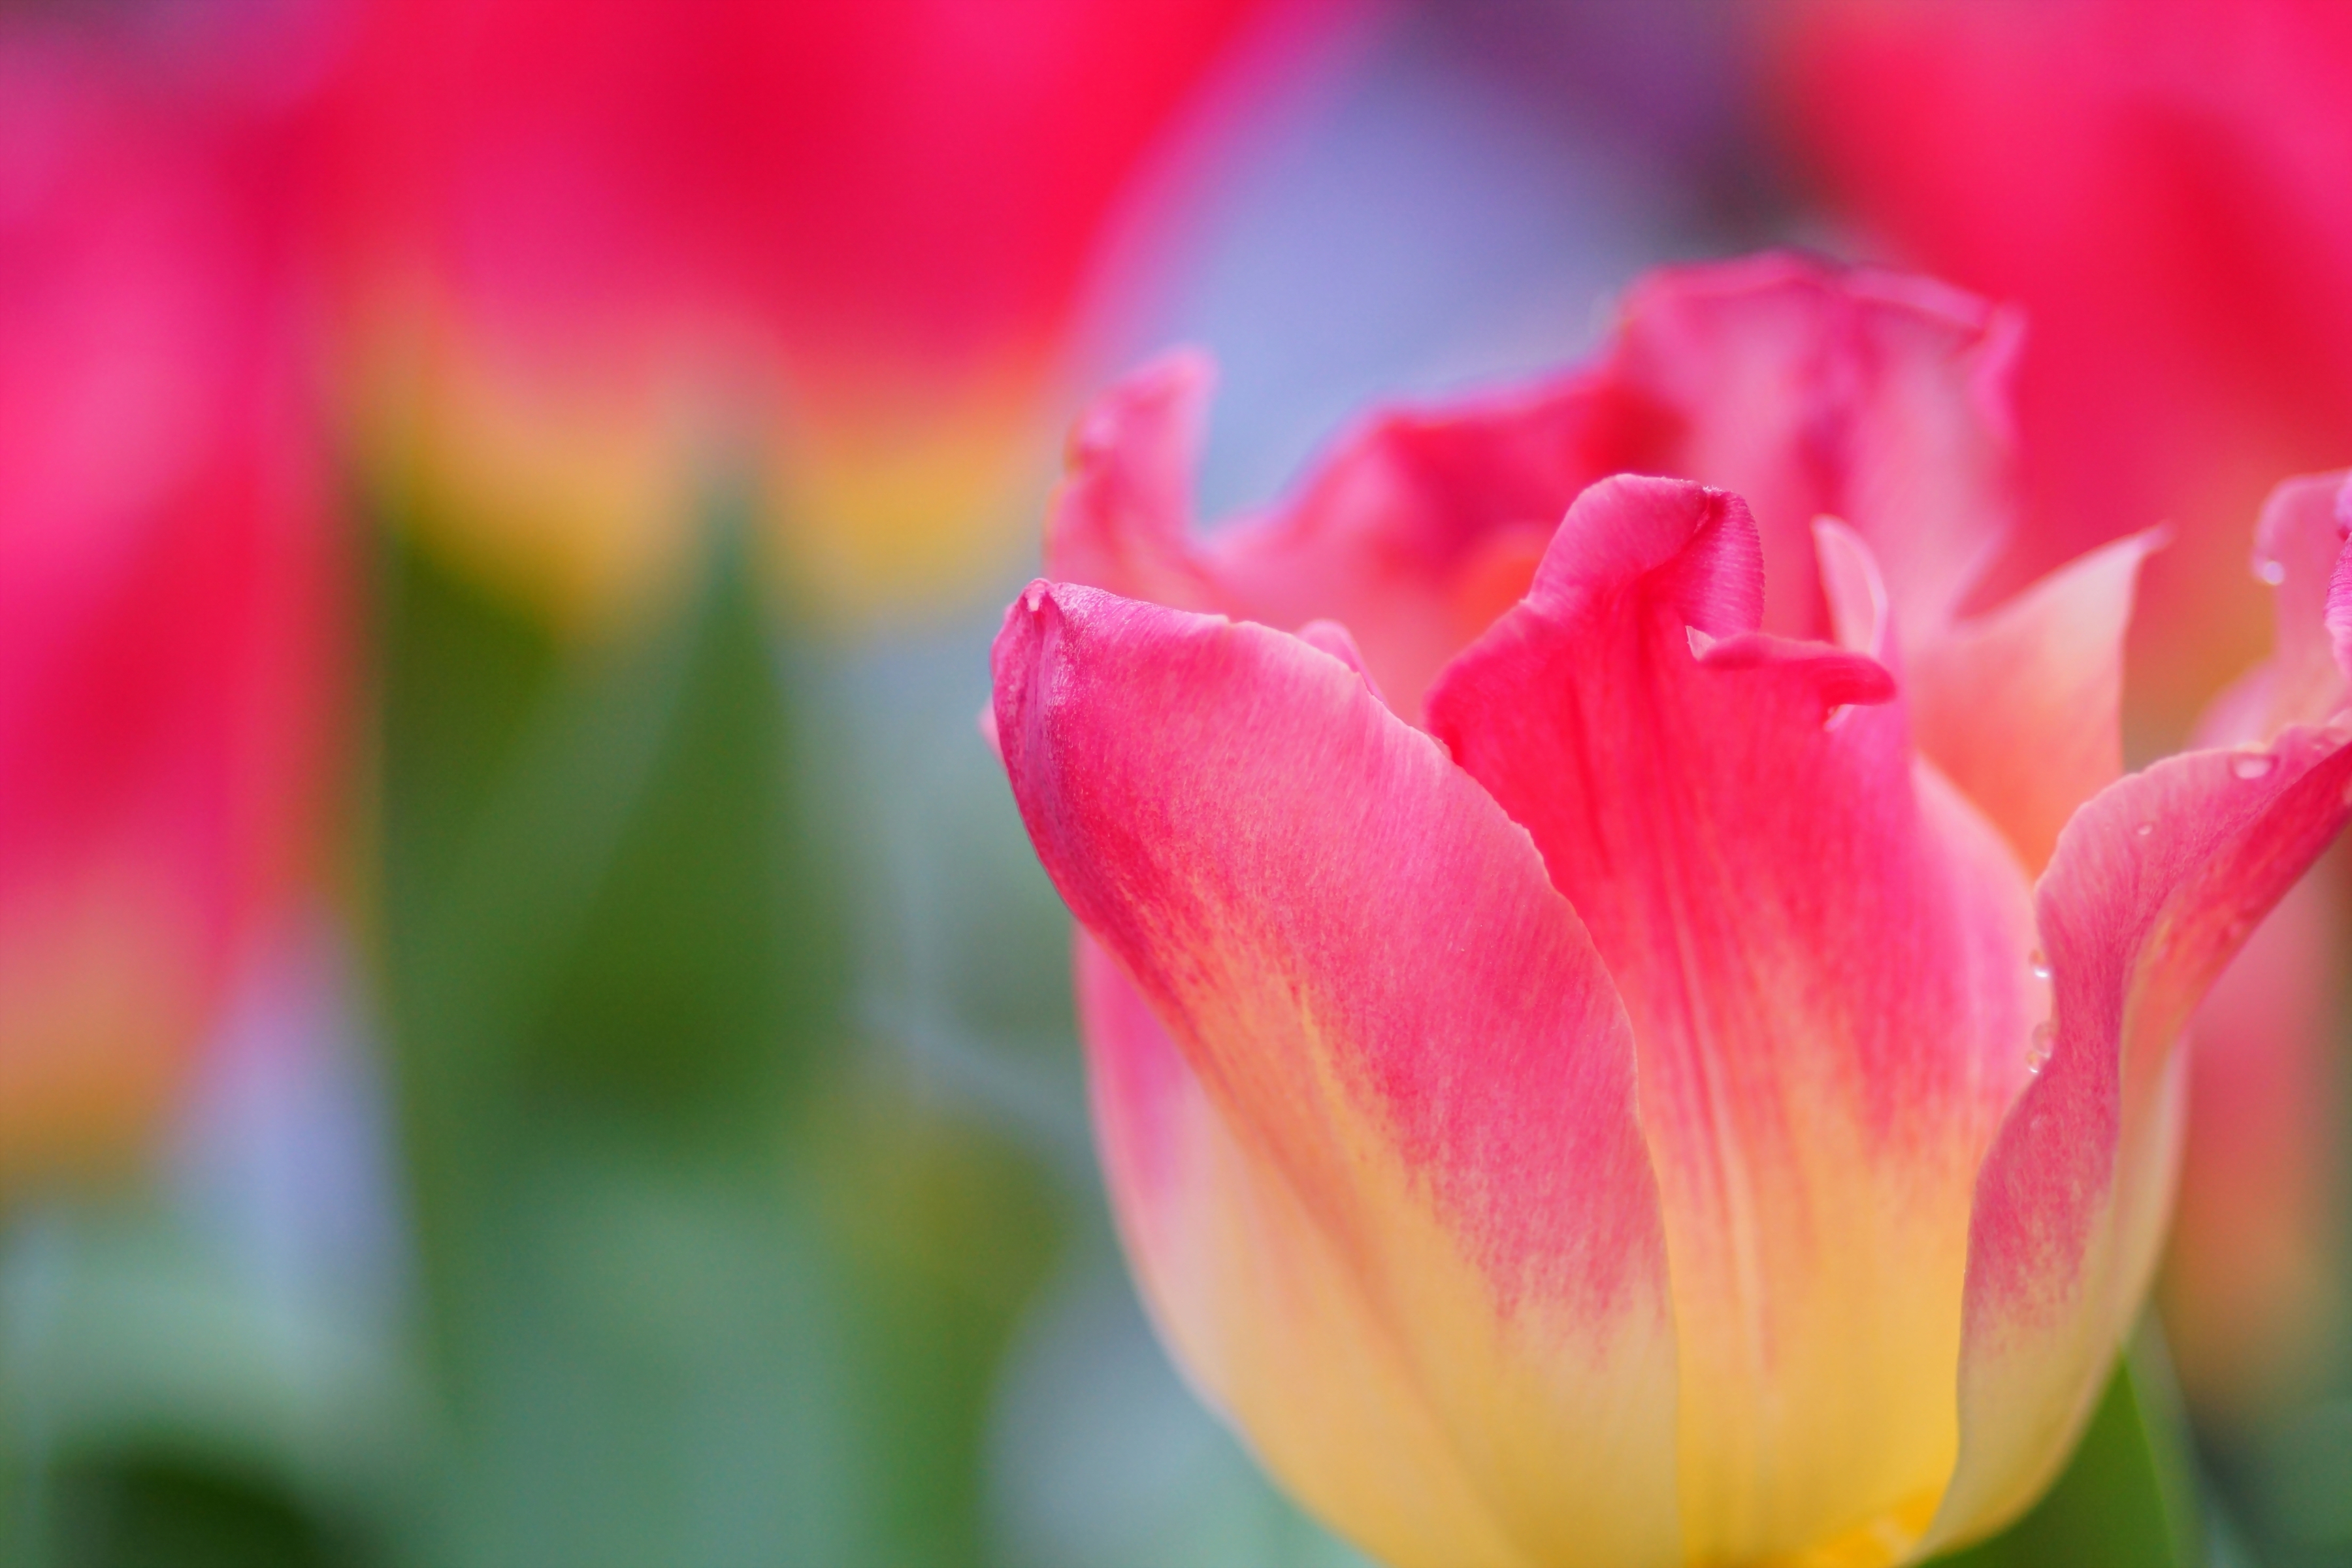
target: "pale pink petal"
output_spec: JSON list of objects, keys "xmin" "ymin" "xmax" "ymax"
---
[
  {"xmin": 1604, "ymin": 254, "xmax": 2023, "ymax": 642},
  {"xmin": 1040, "ymin": 348, "xmax": 1226, "ymax": 613},
  {"xmin": 1930, "ymin": 723, "xmax": 2352, "ymax": 1552},
  {"xmin": 2330, "ymin": 525, "xmax": 2352, "ymax": 677},
  {"xmin": 1426, "ymin": 475, "xmax": 2040, "ymax": 1564},
  {"xmin": 1814, "ymin": 516, "xmax": 1893, "ymax": 659},
  {"xmin": 995, "ymin": 582, "xmax": 1681, "ymax": 1568},
  {"xmin": 1908, "ymin": 532, "xmax": 2160, "ymax": 874},
  {"xmin": 2203, "ymin": 472, "xmax": 2352, "ymax": 742}
]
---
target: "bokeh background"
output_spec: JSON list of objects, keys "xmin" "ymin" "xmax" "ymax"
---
[{"xmin": 2, "ymin": 1, "xmax": 2348, "ymax": 1564}]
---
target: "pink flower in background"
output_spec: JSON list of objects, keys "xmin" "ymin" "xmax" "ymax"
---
[
  {"xmin": 1771, "ymin": 0, "xmax": 2352, "ymax": 735},
  {"xmin": 990, "ymin": 256, "xmax": 2352, "ymax": 1563},
  {"xmin": 323, "ymin": 0, "xmax": 1343, "ymax": 628},
  {"xmin": 1773, "ymin": 0, "xmax": 2352, "ymax": 1416},
  {"xmin": 0, "ymin": 30, "xmax": 338, "ymax": 1186}
]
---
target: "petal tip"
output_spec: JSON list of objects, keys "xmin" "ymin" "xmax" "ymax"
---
[
  {"xmin": 1045, "ymin": 351, "xmax": 1218, "ymax": 589},
  {"xmin": 1294, "ymin": 617, "xmax": 1391, "ymax": 706},
  {"xmin": 1529, "ymin": 474, "xmax": 1766, "ymax": 638},
  {"xmin": 1812, "ymin": 515, "xmax": 1893, "ymax": 659}
]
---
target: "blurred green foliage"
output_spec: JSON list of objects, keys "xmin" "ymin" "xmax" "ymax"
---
[{"xmin": 372, "ymin": 514, "xmax": 1066, "ymax": 1567}]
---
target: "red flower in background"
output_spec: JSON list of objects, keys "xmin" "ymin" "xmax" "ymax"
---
[
  {"xmin": 1775, "ymin": 0, "xmax": 2352, "ymax": 1419},
  {"xmin": 323, "ymin": 0, "xmax": 1342, "ymax": 628},
  {"xmin": 0, "ymin": 27, "xmax": 338, "ymax": 1186}
]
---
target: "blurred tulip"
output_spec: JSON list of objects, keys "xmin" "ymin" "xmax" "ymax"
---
[
  {"xmin": 988, "ymin": 255, "xmax": 2352, "ymax": 1565},
  {"xmin": 1770, "ymin": 0, "xmax": 2352, "ymax": 736},
  {"xmin": 0, "ymin": 29, "xmax": 338, "ymax": 1189},
  {"xmin": 1772, "ymin": 0, "xmax": 2352, "ymax": 1432},
  {"xmin": 323, "ymin": 0, "xmax": 1343, "ymax": 632}
]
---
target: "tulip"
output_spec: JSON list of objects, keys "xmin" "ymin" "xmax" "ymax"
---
[
  {"xmin": 0, "ymin": 31, "xmax": 338, "ymax": 1188},
  {"xmin": 1771, "ymin": 0, "xmax": 2352, "ymax": 1416},
  {"xmin": 321, "ymin": 0, "xmax": 1339, "ymax": 630},
  {"xmin": 988, "ymin": 255, "xmax": 2352, "ymax": 1565}
]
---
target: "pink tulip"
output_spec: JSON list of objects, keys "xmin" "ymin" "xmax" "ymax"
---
[
  {"xmin": 321, "ymin": 0, "xmax": 1340, "ymax": 627},
  {"xmin": 988, "ymin": 255, "xmax": 2352, "ymax": 1565},
  {"xmin": 0, "ymin": 31, "xmax": 338, "ymax": 1186}
]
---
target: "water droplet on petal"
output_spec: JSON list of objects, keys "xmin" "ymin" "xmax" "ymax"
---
[
  {"xmin": 2029, "ymin": 949, "xmax": 2051, "ymax": 981},
  {"xmin": 2232, "ymin": 750, "xmax": 2276, "ymax": 780},
  {"xmin": 2134, "ymin": 821, "xmax": 2155, "ymax": 838},
  {"xmin": 2257, "ymin": 557, "xmax": 2288, "ymax": 586},
  {"xmin": 2026, "ymin": 1021, "xmax": 2055, "ymax": 1075}
]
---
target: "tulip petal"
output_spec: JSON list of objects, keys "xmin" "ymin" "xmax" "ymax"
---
[
  {"xmin": 1045, "ymin": 257, "xmax": 2024, "ymax": 724},
  {"xmin": 1043, "ymin": 350, "xmax": 1644, "ymax": 722},
  {"xmin": 1929, "ymin": 722, "xmax": 2352, "ymax": 1552},
  {"xmin": 1039, "ymin": 348, "xmax": 1228, "ymax": 614},
  {"xmin": 1605, "ymin": 254, "xmax": 2023, "ymax": 642},
  {"xmin": 1908, "ymin": 532, "xmax": 2159, "ymax": 874},
  {"xmin": 2202, "ymin": 472, "xmax": 2352, "ymax": 742},
  {"xmin": 995, "ymin": 581, "xmax": 1682, "ymax": 1568},
  {"xmin": 1427, "ymin": 475, "xmax": 2042, "ymax": 1564},
  {"xmin": 1815, "ymin": 516, "xmax": 1893, "ymax": 659},
  {"xmin": 1075, "ymin": 937, "xmax": 1607, "ymax": 1568}
]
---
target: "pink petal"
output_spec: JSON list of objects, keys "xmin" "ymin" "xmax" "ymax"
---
[
  {"xmin": 1040, "ymin": 348, "xmax": 1227, "ymax": 613},
  {"xmin": 994, "ymin": 581, "xmax": 1681, "ymax": 1567},
  {"xmin": 0, "ymin": 35, "xmax": 339, "ymax": 1178},
  {"xmin": 1908, "ymin": 532, "xmax": 2160, "ymax": 874},
  {"xmin": 1042, "ymin": 255, "xmax": 2023, "ymax": 725},
  {"xmin": 1193, "ymin": 385, "xmax": 1658, "ymax": 723},
  {"xmin": 1604, "ymin": 253, "xmax": 2023, "ymax": 642},
  {"xmin": 1931, "ymin": 722, "xmax": 2352, "ymax": 1551},
  {"xmin": 1814, "ymin": 516, "xmax": 1893, "ymax": 659},
  {"xmin": 1043, "ymin": 349, "xmax": 1647, "ymax": 723},
  {"xmin": 2204, "ymin": 472, "xmax": 2352, "ymax": 742},
  {"xmin": 1427, "ymin": 475, "xmax": 2040, "ymax": 1563}
]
